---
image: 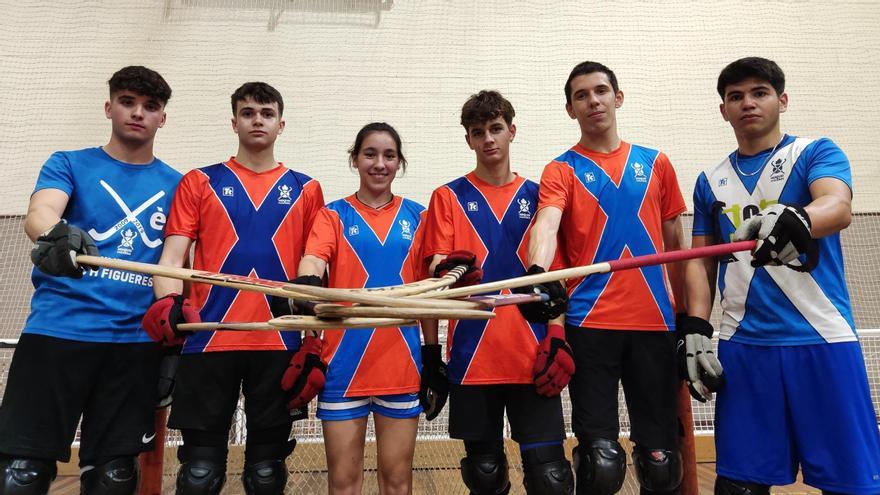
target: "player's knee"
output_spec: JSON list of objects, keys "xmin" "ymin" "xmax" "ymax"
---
[
  {"xmin": 520, "ymin": 443, "xmax": 573, "ymax": 495},
  {"xmin": 0, "ymin": 458, "xmax": 57, "ymax": 495},
  {"xmin": 239, "ymin": 439, "xmax": 295, "ymax": 495},
  {"xmin": 572, "ymin": 437, "xmax": 626, "ymax": 495},
  {"xmin": 631, "ymin": 446, "xmax": 682, "ymax": 493},
  {"xmin": 714, "ymin": 476, "xmax": 770, "ymax": 495},
  {"xmin": 176, "ymin": 445, "xmax": 228, "ymax": 495},
  {"xmin": 460, "ymin": 440, "xmax": 510, "ymax": 495},
  {"xmin": 79, "ymin": 457, "xmax": 138, "ymax": 495}
]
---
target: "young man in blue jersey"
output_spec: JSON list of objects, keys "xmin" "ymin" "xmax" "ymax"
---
[
  {"xmin": 0, "ymin": 66, "xmax": 180, "ymax": 495},
  {"xmin": 683, "ymin": 57, "xmax": 880, "ymax": 495}
]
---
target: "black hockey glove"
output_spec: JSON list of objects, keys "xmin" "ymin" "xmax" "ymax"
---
[
  {"xmin": 31, "ymin": 221, "xmax": 99, "ymax": 278},
  {"xmin": 269, "ymin": 275, "xmax": 323, "ymax": 317},
  {"xmin": 676, "ymin": 314, "xmax": 724, "ymax": 403},
  {"xmin": 732, "ymin": 204, "xmax": 818, "ymax": 272},
  {"xmin": 512, "ymin": 265, "xmax": 568, "ymax": 323},
  {"xmin": 419, "ymin": 344, "xmax": 449, "ymax": 421}
]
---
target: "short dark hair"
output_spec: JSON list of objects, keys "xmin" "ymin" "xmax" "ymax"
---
[
  {"xmin": 348, "ymin": 122, "xmax": 408, "ymax": 172},
  {"xmin": 108, "ymin": 66, "xmax": 171, "ymax": 105},
  {"xmin": 460, "ymin": 90, "xmax": 515, "ymax": 130},
  {"xmin": 717, "ymin": 57, "xmax": 785, "ymax": 98},
  {"xmin": 231, "ymin": 82, "xmax": 284, "ymax": 116},
  {"xmin": 564, "ymin": 61, "xmax": 619, "ymax": 104}
]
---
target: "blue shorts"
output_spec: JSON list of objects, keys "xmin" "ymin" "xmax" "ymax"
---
[
  {"xmin": 716, "ymin": 340, "xmax": 880, "ymax": 493},
  {"xmin": 316, "ymin": 393, "xmax": 422, "ymax": 421}
]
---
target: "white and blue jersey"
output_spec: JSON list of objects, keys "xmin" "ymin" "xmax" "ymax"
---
[
  {"xmin": 25, "ymin": 147, "xmax": 181, "ymax": 343},
  {"xmin": 692, "ymin": 135, "xmax": 855, "ymax": 345}
]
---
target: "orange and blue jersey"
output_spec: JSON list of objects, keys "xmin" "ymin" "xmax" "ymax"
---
[
  {"xmin": 539, "ymin": 142, "xmax": 686, "ymax": 331},
  {"xmin": 306, "ymin": 195, "xmax": 425, "ymax": 398},
  {"xmin": 164, "ymin": 158, "xmax": 324, "ymax": 353},
  {"xmin": 423, "ymin": 172, "xmax": 545, "ymax": 385}
]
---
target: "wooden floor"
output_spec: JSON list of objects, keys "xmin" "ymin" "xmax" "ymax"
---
[{"xmin": 49, "ymin": 463, "xmax": 819, "ymax": 494}]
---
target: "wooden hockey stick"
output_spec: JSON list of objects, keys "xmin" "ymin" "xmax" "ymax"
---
[
  {"xmin": 412, "ymin": 240, "xmax": 758, "ymax": 300},
  {"xmin": 76, "ymin": 255, "xmax": 478, "ymax": 310},
  {"xmin": 314, "ymin": 303, "xmax": 496, "ymax": 320},
  {"xmin": 343, "ymin": 265, "xmax": 468, "ymax": 297},
  {"xmin": 178, "ymin": 315, "xmax": 418, "ymax": 331}
]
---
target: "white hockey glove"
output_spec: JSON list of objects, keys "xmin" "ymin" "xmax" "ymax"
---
[
  {"xmin": 676, "ymin": 315, "xmax": 724, "ymax": 403},
  {"xmin": 732, "ymin": 203, "xmax": 818, "ymax": 271}
]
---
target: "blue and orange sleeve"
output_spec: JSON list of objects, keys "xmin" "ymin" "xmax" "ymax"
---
[
  {"xmin": 301, "ymin": 180, "xmax": 326, "ymax": 234},
  {"xmin": 537, "ymin": 161, "xmax": 571, "ymax": 212},
  {"xmin": 164, "ymin": 170, "xmax": 204, "ymax": 240}
]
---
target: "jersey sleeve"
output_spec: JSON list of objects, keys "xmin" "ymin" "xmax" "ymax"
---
[
  {"xmin": 164, "ymin": 170, "xmax": 204, "ymax": 240},
  {"xmin": 691, "ymin": 172, "xmax": 714, "ymax": 237},
  {"xmin": 33, "ymin": 152, "xmax": 74, "ymax": 196},
  {"xmin": 301, "ymin": 180, "xmax": 326, "ymax": 237},
  {"xmin": 403, "ymin": 210, "xmax": 429, "ymax": 281},
  {"xmin": 537, "ymin": 161, "xmax": 571, "ymax": 212},
  {"xmin": 657, "ymin": 153, "xmax": 688, "ymax": 220},
  {"xmin": 304, "ymin": 207, "xmax": 339, "ymax": 263},
  {"xmin": 804, "ymin": 138, "xmax": 853, "ymax": 191},
  {"xmin": 421, "ymin": 187, "xmax": 456, "ymax": 259}
]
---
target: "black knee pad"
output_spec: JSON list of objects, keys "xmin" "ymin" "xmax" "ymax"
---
[
  {"xmin": 632, "ymin": 446, "xmax": 682, "ymax": 493},
  {"xmin": 176, "ymin": 445, "xmax": 228, "ymax": 495},
  {"xmin": 572, "ymin": 438, "xmax": 626, "ymax": 495},
  {"xmin": 520, "ymin": 444, "xmax": 573, "ymax": 495},
  {"xmin": 80, "ymin": 457, "xmax": 138, "ymax": 495},
  {"xmin": 1, "ymin": 458, "xmax": 56, "ymax": 495},
  {"xmin": 714, "ymin": 476, "xmax": 770, "ymax": 495},
  {"xmin": 460, "ymin": 453, "xmax": 510, "ymax": 495},
  {"xmin": 241, "ymin": 459, "xmax": 287, "ymax": 495}
]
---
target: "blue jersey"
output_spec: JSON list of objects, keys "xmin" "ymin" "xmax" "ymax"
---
[
  {"xmin": 692, "ymin": 135, "xmax": 855, "ymax": 345},
  {"xmin": 25, "ymin": 147, "xmax": 181, "ymax": 343}
]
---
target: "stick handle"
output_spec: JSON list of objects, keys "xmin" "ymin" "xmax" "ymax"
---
[{"xmin": 607, "ymin": 240, "xmax": 756, "ymax": 271}]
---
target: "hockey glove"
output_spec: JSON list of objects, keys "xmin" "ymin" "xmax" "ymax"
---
[
  {"xmin": 732, "ymin": 203, "xmax": 818, "ymax": 272},
  {"xmin": 533, "ymin": 323, "xmax": 575, "ymax": 397},
  {"xmin": 30, "ymin": 221, "xmax": 99, "ymax": 278},
  {"xmin": 512, "ymin": 265, "xmax": 568, "ymax": 323},
  {"xmin": 433, "ymin": 250, "xmax": 483, "ymax": 288},
  {"xmin": 269, "ymin": 275, "xmax": 323, "ymax": 317},
  {"xmin": 419, "ymin": 344, "xmax": 449, "ymax": 420},
  {"xmin": 676, "ymin": 314, "xmax": 724, "ymax": 403},
  {"xmin": 142, "ymin": 294, "xmax": 199, "ymax": 346},
  {"xmin": 281, "ymin": 336, "xmax": 327, "ymax": 411}
]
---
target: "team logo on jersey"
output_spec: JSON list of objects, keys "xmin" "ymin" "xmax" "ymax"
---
[
  {"xmin": 117, "ymin": 228, "xmax": 137, "ymax": 255},
  {"xmin": 518, "ymin": 198, "xmax": 531, "ymax": 219},
  {"xmin": 718, "ymin": 177, "xmax": 728, "ymax": 187},
  {"xmin": 770, "ymin": 158, "xmax": 786, "ymax": 182},
  {"xmin": 467, "ymin": 201, "xmax": 479, "ymax": 212},
  {"xmin": 277, "ymin": 184, "xmax": 292, "ymax": 204},
  {"xmin": 87, "ymin": 180, "xmax": 164, "ymax": 249},
  {"xmin": 584, "ymin": 172, "xmax": 596, "ymax": 183},
  {"xmin": 399, "ymin": 219, "xmax": 413, "ymax": 240},
  {"xmin": 632, "ymin": 162, "xmax": 647, "ymax": 183},
  {"xmin": 348, "ymin": 225, "xmax": 360, "ymax": 236},
  {"xmin": 222, "ymin": 186, "xmax": 234, "ymax": 197}
]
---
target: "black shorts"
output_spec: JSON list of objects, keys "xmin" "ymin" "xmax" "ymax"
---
[
  {"xmin": 0, "ymin": 334, "xmax": 161, "ymax": 464},
  {"xmin": 566, "ymin": 327, "xmax": 678, "ymax": 449},
  {"xmin": 448, "ymin": 383, "xmax": 565, "ymax": 445},
  {"xmin": 168, "ymin": 350, "xmax": 305, "ymax": 437}
]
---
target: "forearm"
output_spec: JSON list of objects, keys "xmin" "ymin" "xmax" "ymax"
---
[
  {"xmin": 528, "ymin": 207, "xmax": 562, "ymax": 269},
  {"xmin": 297, "ymin": 254, "xmax": 327, "ymax": 278},
  {"xmin": 24, "ymin": 205, "xmax": 62, "ymax": 241},
  {"xmin": 420, "ymin": 318, "xmax": 439, "ymax": 345},
  {"xmin": 805, "ymin": 194, "xmax": 851, "ymax": 238},
  {"xmin": 662, "ymin": 216, "xmax": 685, "ymax": 312},
  {"xmin": 684, "ymin": 237, "xmax": 717, "ymax": 320},
  {"xmin": 153, "ymin": 235, "xmax": 190, "ymax": 297}
]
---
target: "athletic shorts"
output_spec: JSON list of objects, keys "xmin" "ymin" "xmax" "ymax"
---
[
  {"xmin": 566, "ymin": 327, "xmax": 678, "ymax": 449},
  {"xmin": 316, "ymin": 393, "xmax": 421, "ymax": 421},
  {"xmin": 0, "ymin": 334, "xmax": 161, "ymax": 464},
  {"xmin": 716, "ymin": 340, "xmax": 880, "ymax": 493},
  {"xmin": 168, "ymin": 350, "xmax": 306, "ymax": 436},
  {"xmin": 448, "ymin": 383, "xmax": 565, "ymax": 444}
]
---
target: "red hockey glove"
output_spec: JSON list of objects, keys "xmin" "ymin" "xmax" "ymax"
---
[
  {"xmin": 533, "ymin": 323, "xmax": 575, "ymax": 397},
  {"xmin": 281, "ymin": 336, "xmax": 327, "ymax": 411},
  {"xmin": 433, "ymin": 250, "xmax": 483, "ymax": 288},
  {"xmin": 142, "ymin": 294, "xmax": 199, "ymax": 346}
]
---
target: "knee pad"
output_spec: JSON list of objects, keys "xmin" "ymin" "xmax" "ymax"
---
[
  {"xmin": 176, "ymin": 445, "xmax": 228, "ymax": 495},
  {"xmin": 520, "ymin": 444, "xmax": 573, "ymax": 495},
  {"xmin": 632, "ymin": 446, "xmax": 682, "ymax": 493},
  {"xmin": 572, "ymin": 438, "xmax": 626, "ymax": 495},
  {"xmin": 80, "ymin": 457, "xmax": 138, "ymax": 495},
  {"xmin": 1, "ymin": 458, "xmax": 56, "ymax": 495},
  {"xmin": 241, "ymin": 459, "xmax": 287, "ymax": 495},
  {"xmin": 714, "ymin": 476, "xmax": 770, "ymax": 495},
  {"xmin": 460, "ymin": 453, "xmax": 510, "ymax": 495}
]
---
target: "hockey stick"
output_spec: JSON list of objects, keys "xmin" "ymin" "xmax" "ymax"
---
[
  {"xmin": 314, "ymin": 304, "xmax": 496, "ymax": 320},
  {"xmin": 179, "ymin": 315, "xmax": 419, "ymax": 331},
  {"xmin": 346, "ymin": 265, "xmax": 468, "ymax": 297},
  {"xmin": 76, "ymin": 255, "xmax": 479, "ymax": 310},
  {"xmin": 412, "ymin": 240, "xmax": 758, "ymax": 300}
]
